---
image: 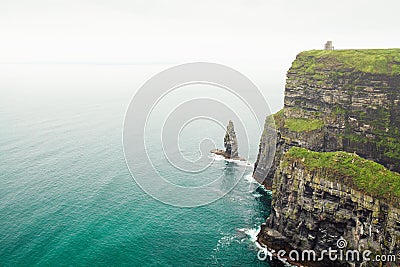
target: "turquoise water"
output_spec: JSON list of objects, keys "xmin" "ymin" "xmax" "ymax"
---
[{"xmin": 0, "ymin": 65, "xmax": 274, "ymax": 266}]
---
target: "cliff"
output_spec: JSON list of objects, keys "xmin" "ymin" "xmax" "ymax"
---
[{"xmin": 255, "ymin": 49, "xmax": 400, "ymax": 266}]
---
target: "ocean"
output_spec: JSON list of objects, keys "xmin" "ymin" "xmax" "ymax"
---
[{"xmin": 0, "ymin": 64, "xmax": 275, "ymax": 266}]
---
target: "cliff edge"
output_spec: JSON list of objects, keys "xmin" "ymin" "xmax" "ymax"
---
[{"xmin": 255, "ymin": 49, "xmax": 400, "ymax": 266}]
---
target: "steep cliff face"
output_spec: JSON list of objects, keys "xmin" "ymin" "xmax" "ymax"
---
[
  {"xmin": 260, "ymin": 147, "xmax": 400, "ymax": 266},
  {"xmin": 255, "ymin": 49, "xmax": 400, "ymax": 266},
  {"xmin": 283, "ymin": 50, "xmax": 400, "ymax": 172}
]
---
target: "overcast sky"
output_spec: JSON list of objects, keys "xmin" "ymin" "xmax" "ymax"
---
[
  {"xmin": 1, "ymin": 0, "xmax": 399, "ymax": 66},
  {"xmin": 0, "ymin": 0, "xmax": 399, "ymax": 113}
]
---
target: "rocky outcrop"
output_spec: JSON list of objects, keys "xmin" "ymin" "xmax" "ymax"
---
[
  {"xmin": 253, "ymin": 115, "xmax": 278, "ymax": 185},
  {"xmin": 255, "ymin": 49, "xmax": 400, "ymax": 266},
  {"xmin": 211, "ymin": 120, "xmax": 245, "ymax": 160},
  {"xmin": 224, "ymin": 120, "xmax": 239, "ymax": 158}
]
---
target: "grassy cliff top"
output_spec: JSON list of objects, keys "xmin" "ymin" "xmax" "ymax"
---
[
  {"xmin": 292, "ymin": 49, "xmax": 400, "ymax": 75},
  {"xmin": 286, "ymin": 147, "xmax": 400, "ymax": 207}
]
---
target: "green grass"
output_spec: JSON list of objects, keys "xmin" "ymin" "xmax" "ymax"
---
[
  {"xmin": 286, "ymin": 147, "xmax": 400, "ymax": 207},
  {"xmin": 264, "ymin": 109, "xmax": 285, "ymax": 132},
  {"xmin": 292, "ymin": 49, "xmax": 400, "ymax": 75},
  {"xmin": 285, "ymin": 118, "xmax": 324, "ymax": 132},
  {"xmin": 273, "ymin": 109, "xmax": 284, "ymax": 128}
]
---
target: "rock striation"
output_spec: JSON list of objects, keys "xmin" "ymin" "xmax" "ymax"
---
[{"xmin": 255, "ymin": 49, "xmax": 400, "ymax": 266}]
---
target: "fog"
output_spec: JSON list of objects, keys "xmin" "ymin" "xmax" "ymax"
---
[{"xmin": 1, "ymin": 0, "xmax": 399, "ymax": 111}]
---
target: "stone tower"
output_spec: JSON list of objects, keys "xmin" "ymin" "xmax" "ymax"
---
[{"xmin": 324, "ymin": 41, "xmax": 334, "ymax": 50}]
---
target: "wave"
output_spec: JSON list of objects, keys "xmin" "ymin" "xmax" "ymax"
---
[
  {"xmin": 236, "ymin": 226, "xmax": 260, "ymax": 244},
  {"xmin": 244, "ymin": 174, "xmax": 273, "ymax": 196},
  {"xmin": 245, "ymin": 227, "xmax": 294, "ymax": 267},
  {"xmin": 209, "ymin": 154, "xmax": 225, "ymax": 161},
  {"xmin": 257, "ymin": 184, "xmax": 272, "ymax": 195},
  {"xmin": 252, "ymin": 192, "xmax": 262, "ymax": 198},
  {"xmin": 209, "ymin": 153, "xmax": 254, "ymax": 167},
  {"xmin": 244, "ymin": 173, "xmax": 257, "ymax": 184}
]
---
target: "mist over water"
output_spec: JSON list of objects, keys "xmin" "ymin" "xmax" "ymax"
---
[{"xmin": 0, "ymin": 64, "xmax": 275, "ymax": 266}]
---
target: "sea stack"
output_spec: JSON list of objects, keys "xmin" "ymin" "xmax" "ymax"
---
[
  {"xmin": 224, "ymin": 120, "xmax": 239, "ymax": 158},
  {"xmin": 211, "ymin": 121, "xmax": 245, "ymax": 160}
]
